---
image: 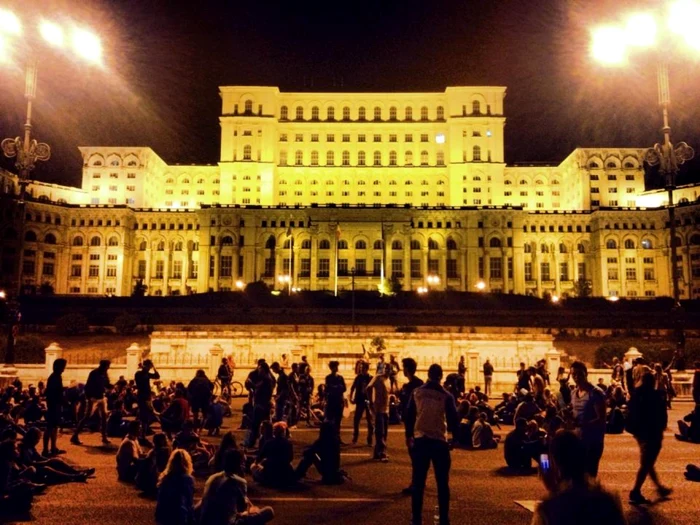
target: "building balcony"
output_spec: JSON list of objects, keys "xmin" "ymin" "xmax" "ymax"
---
[{"xmin": 317, "ymin": 271, "xmax": 329, "ymax": 278}]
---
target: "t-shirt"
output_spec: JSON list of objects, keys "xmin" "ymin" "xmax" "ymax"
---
[
  {"xmin": 116, "ymin": 436, "xmax": 142, "ymax": 479},
  {"xmin": 351, "ymin": 373, "xmax": 373, "ymax": 403},
  {"xmin": 198, "ymin": 471, "xmax": 247, "ymax": 525},
  {"xmin": 135, "ymin": 370, "xmax": 160, "ymax": 401},
  {"xmin": 45, "ymin": 372, "xmax": 63, "ymax": 409},
  {"xmin": 325, "ymin": 374, "xmax": 347, "ymax": 406},
  {"xmin": 571, "ymin": 385, "xmax": 606, "ymax": 444},
  {"xmin": 366, "ymin": 375, "xmax": 390, "ymax": 414}
]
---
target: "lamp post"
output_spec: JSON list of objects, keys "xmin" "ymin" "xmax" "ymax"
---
[
  {"xmin": 350, "ymin": 267, "xmax": 356, "ymax": 332},
  {"xmin": 1, "ymin": 10, "xmax": 103, "ymax": 295},
  {"xmin": 591, "ymin": 1, "xmax": 697, "ymax": 353},
  {"xmin": 277, "ymin": 274, "xmax": 291, "ymax": 294}
]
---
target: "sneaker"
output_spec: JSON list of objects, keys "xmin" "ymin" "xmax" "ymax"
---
[
  {"xmin": 83, "ymin": 468, "xmax": 96, "ymax": 477},
  {"xmin": 401, "ymin": 486, "xmax": 413, "ymax": 495},
  {"xmin": 50, "ymin": 449, "xmax": 66, "ymax": 456},
  {"xmin": 70, "ymin": 435, "xmax": 82, "ymax": 446},
  {"xmin": 41, "ymin": 449, "xmax": 50, "ymax": 457},
  {"xmin": 629, "ymin": 490, "xmax": 651, "ymax": 505},
  {"xmin": 657, "ymin": 486, "xmax": 672, "ymax": 499},
  {"xmin": 101, "ymin": 437, "xmax": 111, "ymax": 445}
]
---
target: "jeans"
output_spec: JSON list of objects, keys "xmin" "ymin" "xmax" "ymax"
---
[
  {"xmin": 75, "ymin": 397, "xmax": 108, "ymax": 438},
  {"xmin": 374, "ymin": 412, "xmax": 388, "ymax": 458},
  {"xmin": 411, "ymin": 437, "xmax": 451, "ymax": 525},
  {"xmin": 484, "ymin": 376, "xmax": 492, "ymax": 396},
  {"xmin": 325, "ymin": 401, "xmax": 344, "ymax": 435},
  {"xmin": 274, "ymin": 396, "xmax": 288, "ymax": 423},
  {"xmin": 353, "ymin": 400, "xmax": 374, "ymax": 444},
  {"xmin": 583, "ymin": 440, "xmax": 605, "ymax": 478},
  {"xmin": 245, "ymin": 404, "xmax": 270, "ymax": 447}
]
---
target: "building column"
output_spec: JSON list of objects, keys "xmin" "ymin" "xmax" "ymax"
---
[
  {"xmin": 209, "ymin": 344, "xmax": 224, "ymax": 378},
  {"xmin": 126, "ymin": 343, "xmax": 141, "ymax": 379},
  {"xmin": 212, "ymin": 246, "xmax": 220, "ymax": 292},
  {"xmin": 459, "ymin": 249, "xmax": 467, "ymax": 291},
  {"xmin": 439, "ymin": 251, "xmax": 447, "ymax": 290}
]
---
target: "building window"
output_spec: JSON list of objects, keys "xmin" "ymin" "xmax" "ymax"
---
[
  {"xmin": 311, "ymin": 106, "xmax": 319, "ymax": 120},
  {"xmin": 220, "ymin": 255, "xmax": 232, "ymax": 277},
  {"xmin": 327, "ymin": 107, "xmax": 335, "ymax": 120},
  {"xmin": 342, "ymin": 151, "xmax": 350, "ymax": 166},
  {"xmin": 318, "ymin": 258, "xmax": 330, "ymax": 277},
  {"xmin": 295, "ymin": 151, "xmax": 303, "ymax": 165},
  {"xmin": 405, "ymin": 107, "xmax": 413, "ymax": 121},
  {"xmin": 608, "ymin": 267, "xmax": 619, "ymax": 280},
  {"xmin": 342, "ymin": 107, "xmax": 351, "ymax": 120},
  {"xmin": 473, "ymin": 145, "xmax": 481, "ymax": 161},
  {"xmin": 243, "ymin": 145, "xmax": 252, "ymax": 160},
  {"xmin": 295, "ymin": 106, "xmax": 304, "ymax": 120},
  {"xmin": 472, "ymin": 100, "xmax": 481, "ymax": 114},
  {"xmin": 560, "ymin": 262, "xmax": 569, "ymax": 281},
  {"xmin": 358, "ymin": 151, "xmax": 366, "ymax": 166},
  {"xmin": 89, "ymin": 265, "xmax": 99, "ymax": 278},
  {"xmin": 138, "ymin": 260, "xmax": 146, "ymax": 278},
  {"xmin": 373, "ymin": 151, "xmax": 382, "ymax": 166},
  {"xmin": 626, "ymin": 267, "xmax": 637, "ymax": 281},
  {"xmin": 391, "ymin": 259, "xmax": 403, "ymax": 277},
  {"xmin": 541, "ymin": 262, "xmax": 551, "ymax": 281},
  {"xmin": 489, "ymin": 258, "xmax": 502, "ymax": 279},
  {"xmin": 311, "ymin": 151, "xmax": 319, "ymax": 166},
  {"xmin": 326, "ymin": 151, "xmax": 335, "ymax": 165},
  {"xmin": 155, "ymin": 260, "xmax": 164, "ymax": 279},
  {"xmin": 107, "ymin": 265, "xmax": 117, "ymax": 278}
]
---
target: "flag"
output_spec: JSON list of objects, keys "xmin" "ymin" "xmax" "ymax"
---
[
  {"xmin": 335, "ymin": 223, "xmax": 341, "ymax": 239},
  {"xmin": 286, "ymin": 225, "xmax": 292, "ymax": 238}
]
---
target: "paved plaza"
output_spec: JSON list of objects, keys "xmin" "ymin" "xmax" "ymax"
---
[{"xmin": 20, "ymin": 401, "xmax": 700, "ymax": 525}]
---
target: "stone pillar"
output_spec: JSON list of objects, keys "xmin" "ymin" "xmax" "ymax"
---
[
  {"xmin": 624, "ymin": 346, "xmax": 643, "ymax": 364},
  {"xmin": 545, "ymin": 348, "xmax": 561, "ymax": 378},
  {"xmin": 126, "ymin": 343, "xmax": 141, "ymax": 379},
  {"xmin": 467, "ymin": 348, "xmax": 480, "ymax": 387},
  {"xmin": 209, "ymin": 344, "xmax": 224, "ymax": 378},
  {"xmin": 45, "ymin": 342, "xmax": 63, "ymax": 378}
]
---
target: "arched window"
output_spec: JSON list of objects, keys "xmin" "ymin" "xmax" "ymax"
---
[
  {"xmin": 436, "ymin": 151, "xmax": 445, "ymax": 165},
  {"xmin": 606, "ymin": 239, "xmax": 617, "ymax": 249},
  {"xmin": 355, "ymin": 240, "xmax": 367, "ymax": 249},
  {"xmin": 221, "ymin": 236, "xmax": 234, "ymax": 246},
  {"xmin": 358, "ymin": 107, "xmax": 366, "ymax": 120},
  {"xmin": 166, "ymin": 178, "xmax": 174, "ymax": 184},
  {"xmin": 342, "ymin": 151, "xmax": 350, "ymax": 166},
  {"xmin": 244, "ymin": 100, "xmax": 253, "ymax": 113},
  {"xmin": 577, "ymin": 243, "xmax": 585, "ymax": 253},
  {"xmin": 325, "ymin": 179, "xmax": 334, "ymax": 185},
  {"xmin": 357, "ymin": 180, "xmax": 366, "ymax": 186},
  {"xmin": 374, "ymin": 240, "xmax": 384, "ymax": 250},
  {"xmin": 319, "ymin": 239, "xmax": 331, "ymax": 250},
  {"xmin": 421, "ymin": 180, "xmax": 429, "ymax": 186},
  {"xmin": 524, "ymin": 244, "xmax": 532, "ymax": 253},
  {"xmin": 157, "ymin": 241, "xmax": 165, "ymax": 251},
  {"xmin": 342, "ymin": 106, "xmax": 351, "ymax": 120},
  {"xmin": 311, "ymin": 151, "xmax": 319, "ymax": 166},
  {"xmin": 392, "ymin": 240, "xmax": 403, "ymax": 250},
  {"xmin": 504, "ymin": 180, "xmax": 512, "ymax": 185},
  {"xmin": 420, "ymin": 106, "xmax": 429, "ymax": 121},
  {"xmin": 295, "ymin": 151, "xmax": 303, "ymax": 165},
  {"xmin": 108, "ymin": 236, "xmax": 119, "ymax": 246},
  {"xmin": 405, "ymin": 107, "xmax": 413, "ymax": 120},
  {"xmin": 519, "ymin": 180, "xmax": 528, "ymax": 185},
  {"xmin": 358, "ymin": 151, "xmax": 366, "ymax": 166},
  {"xmin": 326, "ymin": 151, "xmax": 335, "ymax": 165},
  {"xmin": 472, "ymin": 100, "xmax": 481, "ymax": 114},
  {"xmin": 174, "ymin": 241, "xmax": 183, "ymax": 251},
  {"xmin": 405, "ymin": 151, "xmax": 413, "ymax": 165},
  {"xmin": 436, "ymin": 106, "xmax": 445, "ymax": 120},
  {"xmin": 295, "ymin": 106, "xmax": 304, "ymax": 120},
  {"xmin": 243, "ymin": 145, "xmax": 252, "ymax": 160},
  {"xmin": 24, "ymin": 230, "xmax": 37, "ymax": 242},
  {"xmin": 389, "ymin": 180, "xmax": 397, "ymax": 186},
  {"xmin": 540, "ymin": 243, "xmax": 549, "ymax": 253},
  {"xmin": 489, "ymin": 238, "xmax": 502, "ymax": 248},
  {"xmin": 373, "ymin": 151, "xmax": 382, "ymax": 166},
  {"xmin": 641, "ymin": 239, "xmax": 653, "ymax": 249},
  {"xmin": 672, "ymin": 236, "xmax": 682, "ymax": 247},
  {"xmin": 410, "ymin": 240, "xmax": 421, "ymax": 250},
  {"xmin": 295, "ymin": 179, "xmax": 302, "ymax": 185},
  {"xmin": 311, "ymin": 106, "xmax": 319, "ymax": 120},
  {"xmin": 420, "ymin": 151, "xmax": 429, "ymax": 166},
  {"xmin": 473, "ymin": 145, "xmax": 481, "ymax": 161},
  {"xmin": 139, "ymin": 241, "xmax": 147, "ymax": 251},
  {"xmin": 338, "ymin": 240, "xmax": 348, "ymax": 249},
  {"xmin": 265, "ymin": 236, "xmax": 276, "ymax": 249},
  {"xmin": 301, "ymin": 239, "xmax": 311, "ymax": 249},
  {"xmin": 327, "ymin": 107, "xmax": 335, "ymax": 120},
  {"xmin": 280, "ymin": 106, "xmax": 288, "ymax": 119},
  {"xmin": 446, "ymin": 238, "xmax": 457, "ymax": 250},
  {"xmin": 283, "ymin": 239, "xmax": 291, "ymax": 249},
  {"xmin": 373, "ymin": 107, "xmax": 382, "ymax": 121},
  {"xmin": 389, "ymin": 151, "xmax": 397, "ymax": 166},
  {"xmin": 624, "ymin": 239, "xmax": 635, "ymax": 249},
  {"xmin": 559, "ymin": 243, "xmax": 567, "ymax": 253},
  {"xmin": 90, "ymin": 236, "xmax": 101, "ymax": 247},
  {"xmin": 192, "ymin": 242, "xmax": 199, "ymax": 251},
  {"xmin": 44, "ymin": 233, "xmax": 56, "ymax": 244},
  {"xmin": 428, "ymin": 239, "xmax": 439, "ymax": 250},
  {"xmin": 389, "ymin": 107, "xmax": 397, "ymax": 120},
  {"xmin": 279, "ymin": 151, "xmax": 288, "ymax": 165}
]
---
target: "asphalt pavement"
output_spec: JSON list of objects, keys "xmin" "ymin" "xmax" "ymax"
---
[{"xmin": 17, "ymin": 401, "xmax": 700, "ymax": 525}]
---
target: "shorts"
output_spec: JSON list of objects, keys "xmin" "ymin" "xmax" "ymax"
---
[{"xmin": 45, "ymin": 405, "xmax": 61, "ymax": 425}]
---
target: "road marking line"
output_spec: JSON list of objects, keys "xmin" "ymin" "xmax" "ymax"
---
[{"xmin": 255, "ymin": 497, "xmax": 393, "ymax": 502}]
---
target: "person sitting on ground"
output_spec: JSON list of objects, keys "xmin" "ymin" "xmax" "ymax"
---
[
  {"xmin": 116, "ymin": 421, "xmax": 143, "ymax": 482},
  {"xmin": 106, "ymin": 400, "xmax": 129, "ymax": 438},
  {"xmin": 255, "ymin": 421, "xmax": 274, "ymax": 456},
  {"xmin": 676, "ymin": 405, "xmax": 700, "ymax": 443},
  {"xmin": 18, "ymin": 428, "xmax": 93, "ymax": 485},
  {"xmin": 198, "ymin": 449, "xmax": 275, "ymax": 525},
  {"xmin": 495, "ymin": 393, "xmax": 518, "ymax": 425},
  {"xmin": 203, "ymin": 395, "xmax": 227, "ymax": 436},
  {"xmin": 295, "ymin": 420, "xmax": 345, "ymax": 484},
  {"xmin": 514, "ymin": 393, "xmax": 540, "ymax": 423},
  {"xmin": 0, "ymin": 439, "xmax": 37, "ymax": 516},
  {"xmin": 471, "ymin": 412, "xmax": 499, "ymax": 450},
  {"xmin": 504, "ymin": 418, "xmax": 537, "ymax": 470},
  {"xmin": 136, "ymin": 432, "xmax": 172, "ymax": 495},
  {"xmin": 160, "ymin": 387, "xmax": 190, "ymax": 439},
  {"xmin": 251, "ymin": 422, "xmax": 294, "ymax": 487},
  {"xmin": 173, "ymin": 421, "xmax": 212, "ymax": 471},
  {"xmin": 155, "ymin": 449, "xmax": 195, "ymax": 525},
  {"xmin": 210, "ymin": 431, "xmax": 246, "ymax": 474},
  {"xmin": 532, "ymin": 430, "xmax": 625, "ymax": 525}
]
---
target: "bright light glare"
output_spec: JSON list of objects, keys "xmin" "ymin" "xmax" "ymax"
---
[
  {"xmin": 669, "ymin": 0, "xmax": 700, "ymax": 50},
  {"xmin": 475, "ymin": 281, "xmax": 486, "ymax": 291},
  {"xmin": 591, "ymin": 26, "xmax": 627, "ymax": 65},
  {"xmin": 435, "ymin": 133, "xmax": 445, "ymax": 144},
  {"xmin": 71, "ymin": 27, "xmax": 102, "ymax": 63},
  {"xmin": 0, "ymin": 290, "xmax": 6, "ymax": 299},
  {"xmin": 0, "ymin": 9, "xmax": 21, "ymax": 35},
  {"xmin": 551, "ymin": 295, "xmax": 560, "ymax": 303},
  {"xmin": 40, "ymin": 20, "xmax": 64, "ymax": 47},
  {"xmin": 625, "ymin": 13, "xmax": 657, "ymax": 48}
]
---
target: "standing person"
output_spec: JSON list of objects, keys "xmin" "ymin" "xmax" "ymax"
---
[
  {"xmin": 350, "ymin": 361, "xmax": 373, "ymax": 446},
  {"xmin": 297, "ymin": 362, "xmax": 314, "ymax": 424},
  {"xmin": 155, "ymin": 449, "xmax": 195, "ymax": 525},
  {"xmin": 482, "ymin": 359, "xmax": 494, "ymax": 397},
  {"xmin": 399, "ymin": 357, "xmax": 423, "ymax": 495},
  {"xmin": 324, "ymin": 361, "xmax": 347, "ymax": 438},
  {"xmin": 570, "ymin": 361, "xmax": 606, "ymax": 478},
  {"xmin": 43, "ymin": 358, "xmax": 67, "ymax": 457},
  {"xmin": 404, "ymin": 364, "xmax": 459, "ymax": 525},
  {"xmin": 243, "ymin": 362, "xmax": 275, "ymax": 448},
  {"xmin": 532, "ymin": 431, "xmax": 625, "ymax": 525},
  {"xmin": 693, "ymin": 361, "xmax": 700, "ymax": 406},
  {"xmin": 135, "ymin": 359, "xmax": 161, "ymax": 445},
  {"xmin": 626, "ymin": 371, "xmax": 672, "ymax": 504},
  {"xmin": 457, "ymin": 356, "xmax": 466, "ymax": 377},
  {"xmin": 517, "ymin": 362, "xmax": 531, "ymax": 392},
  {"xmin": 187, "ymin": 369, "xmax": 214, "ymax": 430},
  {"xmin": 71, "ymin": 359, "xmax": 111, "ymax": 446},
  {"xmin": 270, "ymin": 362, "xmax": 295, "ymax": 423},
  {"xmin": 388, "ymin": 355, "xmax": 400, "ymax": 392},
  {"xmin": 217, "ymin": 358, "xmax": 232, "ymax": 398},
  {"xmin": 366, "ymin": 366, "xmax": 390, "ymax": 462}
]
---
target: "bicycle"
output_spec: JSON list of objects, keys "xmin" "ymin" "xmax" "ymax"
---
[{"xmin": 213, "ymin": 378, "xmax": 245, "ymax": 399}]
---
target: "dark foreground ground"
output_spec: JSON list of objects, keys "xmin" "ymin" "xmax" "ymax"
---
[{"xmin": 14, "ymin": 401, "xmax": 700, "ymax": 525}]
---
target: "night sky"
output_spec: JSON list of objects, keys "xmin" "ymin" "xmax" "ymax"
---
[{"xmin": 1, "ymin": 0, "xmax": 699, "ymax": 188}]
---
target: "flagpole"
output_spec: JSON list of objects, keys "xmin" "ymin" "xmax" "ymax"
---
[
  {"xmin": 289, "ymin": 233, "xmax": 293, "ymax": 293},
  {"xmin": 380, "ymin": 220, "xmax": 385, "ymax": 295}
]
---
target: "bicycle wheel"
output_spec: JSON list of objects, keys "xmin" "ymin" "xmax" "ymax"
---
[
  {"xmin": 230, "ymin": 381, "xmax": 244, "ymax": 398},
  {"xmin": 212, "ymin": 379, "xmax": 221, "ymax": 397}
]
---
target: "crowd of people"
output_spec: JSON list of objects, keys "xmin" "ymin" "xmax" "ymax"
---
[{"xmin": 0, "ymin": 348, "xmax": 698, "ymax": 524}]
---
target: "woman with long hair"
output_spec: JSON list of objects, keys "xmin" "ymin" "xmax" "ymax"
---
[{"xmin": 155, "ymin": 449, "xmax": 194, "ymax": 525}]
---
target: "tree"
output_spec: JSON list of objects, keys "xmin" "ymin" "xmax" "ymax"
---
[
  {"xmin": 55, "ymin": 313, "xmax": 89, "ymax": 336},
  {"xmin": 389, "ymin": 275, "xmax": 403, "ymax": 294},
  {"xmin": 114, "ymin": 312, "xmax": 140, "ymax": 335},
  {"xmin": 370, "ymin": 336, "xmax": 386, "ymax": 356},
  {"xmin": 132, "ymin": 279, "xmax": 147, "ymax": 297},
  {"xmin": 574, "ymin": 278, "xmax": 592, "ymax": 298}
]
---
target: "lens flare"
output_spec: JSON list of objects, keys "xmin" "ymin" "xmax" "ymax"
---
[
  {"xmin": 72, "ymin": 27, "xmax": 102, "ymax": 63},
  {"xmin": 591, "ymin": 26, "xmax": 627, "ymax": 65},
  {"xmin": 669, "ymin": 0, "xmax": 700, "ymax": 50},
  {"xmin": 0, "ymin": 9, "xmax": 21, "ymax": 35},
  {"xmin": 625, "ymin": 13, "xmax": 657, "ymax": 48},
  {"xmin": 40, "ymin": 20, "xmax": 65, "ymax": 47}
]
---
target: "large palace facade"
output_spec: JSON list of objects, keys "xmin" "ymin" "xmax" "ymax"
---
[{"xmin": 1, "ymin": 86, "xmax": 699, "ymax": 298}]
